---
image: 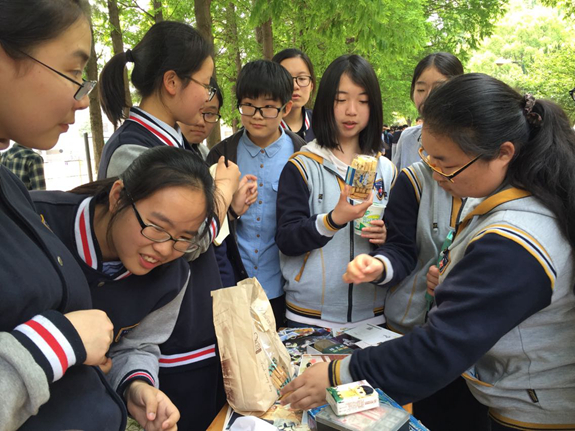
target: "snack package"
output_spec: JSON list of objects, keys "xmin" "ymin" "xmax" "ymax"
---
[
  {"xmin": 212, "ymin": 278, "xmax": 294, "ymax": 415},
  {"xmin": 326, "ymin": 381, "xmax": 379, "ymax": 416},
  {"xmin": 344, "ymin": 155, "xmax": 378, "ymax": 201}
]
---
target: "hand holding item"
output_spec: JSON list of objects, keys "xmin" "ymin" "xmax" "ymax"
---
[
  {"xmin": 126, "ymin": 380, "xmax": 180, "ymax": 431},
  {"xmin": 343, "ymin": 254, "xmax": 385, "ymax": 284},
  {"xmin": 279, "ymin": 361, "xmax": 330, "ymax": 410},
  {"xmin": 331, "ymin": 185, "xmax": 373, "ymax": 226},
  {"xmin": 215, "ymin": 156, "xmax": 241, "ymax": 206},
  {"xmin": 426, "ymin": 265, "xmax": 440, "ymax": 297},
  {"xmin": 64, "ymin": 309, "xmax": 114, "ymax": 367},
  {"xmin": 231, "ymin": 174, "xmax": 258, "ymax": 216},
  {"xmin": 359, "ymin": 218, "xmax": 387, "ymax": 245}
]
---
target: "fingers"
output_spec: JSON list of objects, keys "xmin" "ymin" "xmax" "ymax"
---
[
  {"xmin": 427, "ymin": 265, "xmax": 440, "ymax": 296},
  {"xmin": 140, "ymin": 386, "xmax": 159, "ymax": 422},
  {"xmin": 343, "ymin": 254, "xmax": 383, "ymax": 284},
  {"xmin": 99, "ymin": 357, "xmax": 113, "ymax": 374}
]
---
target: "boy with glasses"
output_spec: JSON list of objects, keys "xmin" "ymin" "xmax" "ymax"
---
[{"xmin": 207, "ymin": 60, "xmax": 306, "ymax": 327}]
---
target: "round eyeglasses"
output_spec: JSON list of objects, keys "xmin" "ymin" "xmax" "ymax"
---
[
  {"xmin": 189, "ymin": 77, "xmax": 217, "ymax": 102},
  {"xmin": 418, "ymin": 146, "xmax": 483, "ymax": 183},
  {"xmin": 292, "ymin": 75, "xmax": 312, "ymax": 87},
  {"xmin": 14, "ymin": 48, "xmax": 95, "ymax": 101},
  {"xmin": 128, "ymin": 193, "xmax": 200, "ymax": 253},
  {"xmin": 201, "ymin": 112, "xmax": 221, "ymax": 123}
]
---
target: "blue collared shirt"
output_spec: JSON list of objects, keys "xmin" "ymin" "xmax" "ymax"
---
[{"xmin": 236, "ymin": 128, "xmax": 295, "ymax": 299}]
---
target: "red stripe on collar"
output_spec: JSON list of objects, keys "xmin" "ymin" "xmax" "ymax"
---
[
  {"xmin": 128, "ymin": 115, "xmax": 176, "ymax": 147},
  {"xmin": 75, "ymin": 197, "xmax": 97, "ymax": 269}
]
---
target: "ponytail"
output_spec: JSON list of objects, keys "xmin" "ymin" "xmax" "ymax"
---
[
  {"xmin": 98, "ymin": 21, "xmax": 212, "ymax": 128},
  {"xmin": 98, "ymin": 51, "xmax": 132, "ymax": 127},
  {"xmin": 508, "ymin": 98, "xmax": 575, "ymax": 249}
]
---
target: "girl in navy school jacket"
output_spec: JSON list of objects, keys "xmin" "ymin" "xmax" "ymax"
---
[
  {"xmin": 97, "ymin": 21, "xmax": 253, "ymax": 429},
  {"xmin": 32, "ymin": 146, "xmax": 215, "ymax": 429},
  {"xmin": 0, "ymin": 0, "xmax": 126, "ymax": 428}
]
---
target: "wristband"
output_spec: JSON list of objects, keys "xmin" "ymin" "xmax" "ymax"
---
[
  {"xmin": 327, "ymin": 211, "xmax": 347, "ymax": 230},
  {"xmin": 228, "ymin": 206, "xmax": 241, "ymax": 220}
]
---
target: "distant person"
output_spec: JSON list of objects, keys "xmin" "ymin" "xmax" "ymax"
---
[
  {"xmin": 392, "ymin": 52, "xmax": 464, "ymax": 170},
  {"xmin": 179, "ymin": 77, "xmax": 223, "ymax": 160},
  {"xmin": 415, "ymin": 116, "xmax": 423, "ymax": 126},
  {"xmin": 272, "ymin": 48, "xmax": 317, "ymax": 142},
  {"xmin": 1, "ymin": 143, "xmax": 46, "ymax": 190}
]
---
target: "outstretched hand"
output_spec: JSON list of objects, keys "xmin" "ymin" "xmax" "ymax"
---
[{"xmin": 280, "ymin": 362, "xmax": 330, "ymax": 410}]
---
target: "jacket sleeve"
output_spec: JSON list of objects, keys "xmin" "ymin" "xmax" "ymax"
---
[
  {"xmin": 370, "ymin": 171, "xmax": 419, "ymax": 285},
  {"xmin": 106, "ymin": 272, "xmax": 189, "ymax": 397},
  {"xmin": 105, "ymin": 144, "xmax": 149, "ymax": 179},
  {"xmin": 0, "ymin": 310, "xmax": 87, "ymax": 429},
  {"xmin": 337, "ymin": 233, "xmax": 552, "ymax": 404},
  {"xmin": 275, "ymin": 160, "xmax": 341, "ymax": 256}
]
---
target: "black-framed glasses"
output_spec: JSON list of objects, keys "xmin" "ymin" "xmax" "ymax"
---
[
  {"xmin": 128, "ymin": 193, "xmax": 200, "ymax": 253},
  {"xmin": 570, "ymin": 87, "xmax": 575, "ymax": 102},
  {"xmin": 189, "ymin": 76, "xmax": 216, "ymax": 102},
  {"xmin": 418, "ymin": 146, "xmax": 482, "ymax": 183},
  {"xmin": 15, "ymin": 48, "xmax": 95, "ymax": 101},
  {"xmin": 201, "ymin": 112, "xmax": 221, "ymax": 123},
  {"xmin": 238, "ymin": 103, "xmax": 287, "ymax": 119},
  {"xmin": 292, "ymin": 75, "xmax": 312, "ymax": 87}
]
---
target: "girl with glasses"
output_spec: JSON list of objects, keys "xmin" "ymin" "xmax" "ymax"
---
[
  {"xmin": 392, "ymin": 52, "xmax": 464, "ymax": 170},
  {"xmin": 273, "ymin": 48, "xmax": 317, "ymax": 142},
  {"xmin": 179, "ymin": 78, "xmax": 224, "ymax": 160},
  {"xmin": 0, "ymin": 0, "xmax": 126, "ymax": 429},
  {"xmin": 97, "ymin": 21, "xmax": 248, "ymax": 429},
  {"xmin": 275, "ymin": 54, "xmax": 396, "ymax": 330},
  {"xmin": 282, "ymin": 73, "xmax": 575, "ymax": 431},
  {"xmin": 33, "ymin": 146, "xmax": 215, "ymax": 430}
]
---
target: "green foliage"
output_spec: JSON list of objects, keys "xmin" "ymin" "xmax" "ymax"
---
[
  {"xmin": 468, "ymin": 0, "xmax": 575, "ymax": 121},
  {"xmin": 90, "ymin": 0, "xmax": 510, "ymax": 126}
]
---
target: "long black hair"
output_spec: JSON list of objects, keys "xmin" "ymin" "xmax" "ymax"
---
[
  {"xmin": 422, "ymin": 73, "xmax": 575, "ymax": 249},
  {"xmin": 312, "ymin": 54, "xmax": 383, "ymax": 154},
  {"xmin": 99, "ymin": 21, "xmax": 212, "ymax": 127},
  {"xmin": 71, "ymin": 146, "xmax": 216, "ymax": 240},
  {"xmin": 0, "ymin": 0, "xmax": 90, "ymax": 58},
  {"xmin": 410, "ymin": 52, "xmax": 464, "ymax": 101}
]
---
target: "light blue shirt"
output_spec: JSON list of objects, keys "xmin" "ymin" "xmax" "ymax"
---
[{"xmin": 236, "ymin": 129, "xmax": 295, "ymax": 299}]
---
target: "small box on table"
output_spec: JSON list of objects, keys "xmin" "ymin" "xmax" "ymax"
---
[{"xmin": 326, "ymin": 380, "xmax": 379, "ymax": 416}]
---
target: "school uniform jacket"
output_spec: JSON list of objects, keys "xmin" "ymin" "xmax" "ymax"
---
[
  {"xmin": 280, "ymin": 107, "xmax": 315, "ymax": 142},
  {"xmin": 31, "ymin": 191, "xmax": 190, "ymax": 397},
  {"xmin": 98, "ymin": 107, "xmax": 227, "ymax": 430},
  {"xmin": 334, "ymin": 187, "xmax": 575, "ymax": 429},
  {"xmin": 374, "ymin": 162, "xmax": 460, "ymax": 334},
  {"xmin": 0, "ymin": 166, "xmax": 126, "ymax": 430},
  {"xmin": 275, "ymin": 143, "xmax": 397, "ymax": 324}
]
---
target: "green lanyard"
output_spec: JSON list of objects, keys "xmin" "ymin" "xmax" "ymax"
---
[{"xmin": 425, "ymin": 229, "xmax": 455, "ymax": 313}]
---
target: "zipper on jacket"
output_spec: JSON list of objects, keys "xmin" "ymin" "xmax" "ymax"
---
[{"xmin": 347, "ymin": 220, "xmax": 354, "ymax": 322}]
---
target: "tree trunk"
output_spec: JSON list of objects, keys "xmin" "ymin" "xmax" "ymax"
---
[
  {"xmin": 152, "ymin": 0, "xmax": 164, "ymax": 23},
  {"xmin": 107, "ymin": 0, "xmax": 131, "ymax": 119},
  {"xmin": 227, "ymin": 2, "xmax": 243, "ymax": 134},
  {"xmin": 194, "ymin": 0, "xmax": 221, "ymax": 147},
  {"xmin": 261, "ymin": 18, "xmax": 273, "ymax": 60},
  {"xmin": 86, "ymin": 32, "xmax": 105, "ymax": 170}
]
